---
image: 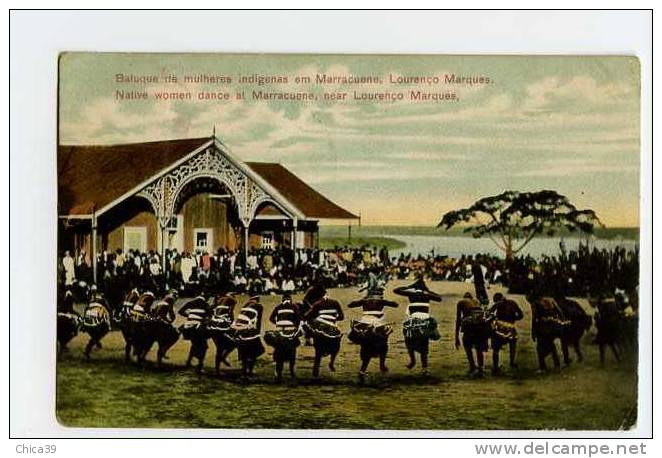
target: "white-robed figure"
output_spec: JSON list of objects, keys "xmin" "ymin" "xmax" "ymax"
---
[
  {"xmin": 393, "ymin": 277, "xmax": 442, "ymax": 374},
  {"xmin": 180, "ymin": 254, "xmax": 195, "ymax": 284},
  {"xmin": 231, "ymin": 296, "xmax": 265, "ymax": 379},
  {"xmin": 62, "ymin": 250, "xmax": 76, "ymax": 286}
]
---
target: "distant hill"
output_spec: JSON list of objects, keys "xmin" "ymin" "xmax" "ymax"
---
[{"xmin": 319, "ymin": 225, "xmax": 640, "ymax": 241}]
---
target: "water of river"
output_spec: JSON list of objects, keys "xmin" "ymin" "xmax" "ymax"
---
[{"xmin": 386, "ymin": 235, "xmax": 638, "ymax": 259}]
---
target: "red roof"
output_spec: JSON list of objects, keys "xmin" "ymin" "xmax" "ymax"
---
[
  {"xmin": 58, "ymin": 137, "xmax": 357, "ymax": 220},
  {"xmin": 246, "ymin": 162, "xmax": 358, "ymax": 220},
  {"xmin": 58, "ymin": 137, "xmax": 211, "ymax": 215}
]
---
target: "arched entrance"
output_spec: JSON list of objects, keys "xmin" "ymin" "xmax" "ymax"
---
[
  {"xmin": 167, "ymin": 176, "xmax": 243, "ymax": 255},
  {"xmin": 58, "ymin": 139, "xmax": 357, "ymax": 284},
  {"xmin": 82, "ymin": 142, "xmax": 312, "ymax": 278}
]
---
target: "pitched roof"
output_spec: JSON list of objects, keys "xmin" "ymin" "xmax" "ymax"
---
[
  {"xmin": 58, "ymin": 137, "xmax": 211, "ymax": 215},
  {"xmin": 57, "ymin": 137, "xmax": 357, "ymax": 220},
  {"xmin": 246, "ymin": 162, "xmax": 358, "ymax": 220}
]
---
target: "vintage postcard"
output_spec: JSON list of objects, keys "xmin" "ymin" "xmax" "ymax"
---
[{"xmin": 56, "ymin": 53, "xmax": 640, "ymax": 430}]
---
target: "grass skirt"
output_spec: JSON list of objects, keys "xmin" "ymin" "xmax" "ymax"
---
[{"xmin": 403, "ymin": 316, "xmax": 440, "ymax": 341}]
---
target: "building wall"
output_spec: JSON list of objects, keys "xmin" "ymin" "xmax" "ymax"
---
[
  {"xmin": 255, "ymin": 202, "xmax": 288, "ymax": 217},
  {"xmin": 298, "ymin": 220, "xmax": 319, "ymax": 249},
  {"xmin": 249, "ymin": 220, "xmax": 286, "ymax": 250},
  {"xmin": 60, "ymin": 193, "xmax": 320, "ymax": 260},
  {"xmin": 248, "ymin": 219, "xmax": 318, "ymax": 250},
  {"xmin": 105, "ymin": 210, "xmax": 158, "ymax": 253},
  {"xmin": 181, "ymin": 192, "xmax": 236, "ymax": 253},
  {"xmin": 58, "ymin": 219, "xmax": 93, "ymax": 257},
  {"xmin": 99, "ymin": 197, "xmax": 159, "ymax": 253}
]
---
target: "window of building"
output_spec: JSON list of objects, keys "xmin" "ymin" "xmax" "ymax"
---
[
  {"xmin": 261, "ymin": 231, "xmax": 274, "ymax": 250},
  {"xmin": 193, "ymin": 228, "xmax": 213, "ymax": 253},
  {"xmin": 166, "ymin": 215, "xmax": 184, "ymax": 252},
  {"xmin": 296, "ymin": 230, "xmax": 306, "ymax": 249},
  {"xmin": 166, "ymin": 215, "xmax": 180, "ymax": 230},
  {"xmin": 124, "ymin": 226, "xmax": 147, "ymax": 253}
]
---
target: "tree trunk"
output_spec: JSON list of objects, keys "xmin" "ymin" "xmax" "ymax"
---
[
  {"xmin": 505, "ymin": 236, "xmax": 514, "ymax": 260},
  {"xmin": 505, "ymin": 247, "xmax": 514, "ymax": 261}
]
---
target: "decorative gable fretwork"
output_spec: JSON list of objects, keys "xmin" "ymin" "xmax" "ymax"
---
[{"xmin": 136, "ymin": 146, "xmax": 274, "ymax": 228}]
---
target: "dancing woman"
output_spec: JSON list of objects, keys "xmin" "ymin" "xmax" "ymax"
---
[
  {"xmin": 207, "ymin": 294, "xmax": 237, "ymax": 376},
  {"xmin": 265, "ymin": 293, "xmax": 302, "ymax": 382},
  {"xmin": 303, "ymin": 285, "xmax": 344, "ymax": 378},
  {"xmin": 80, "ymin": 286, "xmax": 112, "ymax": 360},
  {"xmin": 393, "ymin": 277, "xmax": 442, "ymax": 374},
  {"xmin": 230, "ymin": 296, "xmax": 265, "ymax": 378},
  {"xmin": 178, "ymin": 294, "xmax": 212, "ymax": 374},
  {"xmin": 347, "ymin": 281, "xmax": 398, "ymax": 383},
  {"xmin": 57, "ymin": 290, "xmax": 81, "ymax": 355}
]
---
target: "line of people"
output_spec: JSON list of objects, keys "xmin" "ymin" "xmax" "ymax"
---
[
  {"xmin": 59, "ymin": 244, "xmax": 638, "ymax": 327},
  {"xmin": 392, "ymin": 244, "xmax": 639, "ymax": 301},
  {"xmin": 58, "ymin": 245, "xmax": 394, "ymax": 304},
  {"xmin": 57, "ymin": 276, "xmax": 638, "ymax": 382}
]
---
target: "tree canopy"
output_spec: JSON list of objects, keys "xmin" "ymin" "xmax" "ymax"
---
[{"xmin": 437, "ymin": 190, "xmax": 603, "ymax": 259}]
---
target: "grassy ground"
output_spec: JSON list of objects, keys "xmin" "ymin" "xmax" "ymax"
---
[{"xmin": 56, "ymin": 280, "xmax": 638, "ymax": 430}]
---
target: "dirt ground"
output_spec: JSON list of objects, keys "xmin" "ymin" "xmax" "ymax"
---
[{"xmin": 56, "ymin": 279, "xmax": 638, "ymax": 430}]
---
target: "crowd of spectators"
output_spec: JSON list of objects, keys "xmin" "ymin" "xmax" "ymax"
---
[
  {"xmin": 58, "ymin": 240, "xmax": 639, "ymax": 307},
  {"xmin": 389, "ymin": 243, "xmax": 639, "ymax": 299},
  {"xmin": 57, "ymin": 245, "xmax": 391, "ymax": 306}
]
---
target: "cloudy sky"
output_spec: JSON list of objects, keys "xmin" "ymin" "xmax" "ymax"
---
[{"xmin": 59, "ymin": 53, "xmax": 640, "ymax": 227}]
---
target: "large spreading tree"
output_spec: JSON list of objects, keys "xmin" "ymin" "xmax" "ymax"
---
[{"xmin": 438, "ymin": 190, "xmax": 602, "ymax": 260}]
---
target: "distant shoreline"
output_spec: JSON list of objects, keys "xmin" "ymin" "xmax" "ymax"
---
[
  {"xmin": 318, "ymin": 236, "xmax": 406, "ymax": 251},
  {"xmin": 319, "ymin": 225, "xmax": 640, "ymax": 241}
]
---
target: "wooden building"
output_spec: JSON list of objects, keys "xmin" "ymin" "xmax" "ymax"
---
[{"xmin": 58, "ymin": 136, "xmax": 357, "ymax": 279}]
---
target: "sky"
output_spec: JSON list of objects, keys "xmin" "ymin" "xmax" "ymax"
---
[{"xmin": 59, "ymin": 53, "xmax": 641, "ymax": 227}]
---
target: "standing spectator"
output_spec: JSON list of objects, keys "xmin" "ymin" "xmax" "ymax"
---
[{"xmin": 62, "ymin": 250, "xmax": 76, "ymax": 286}]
